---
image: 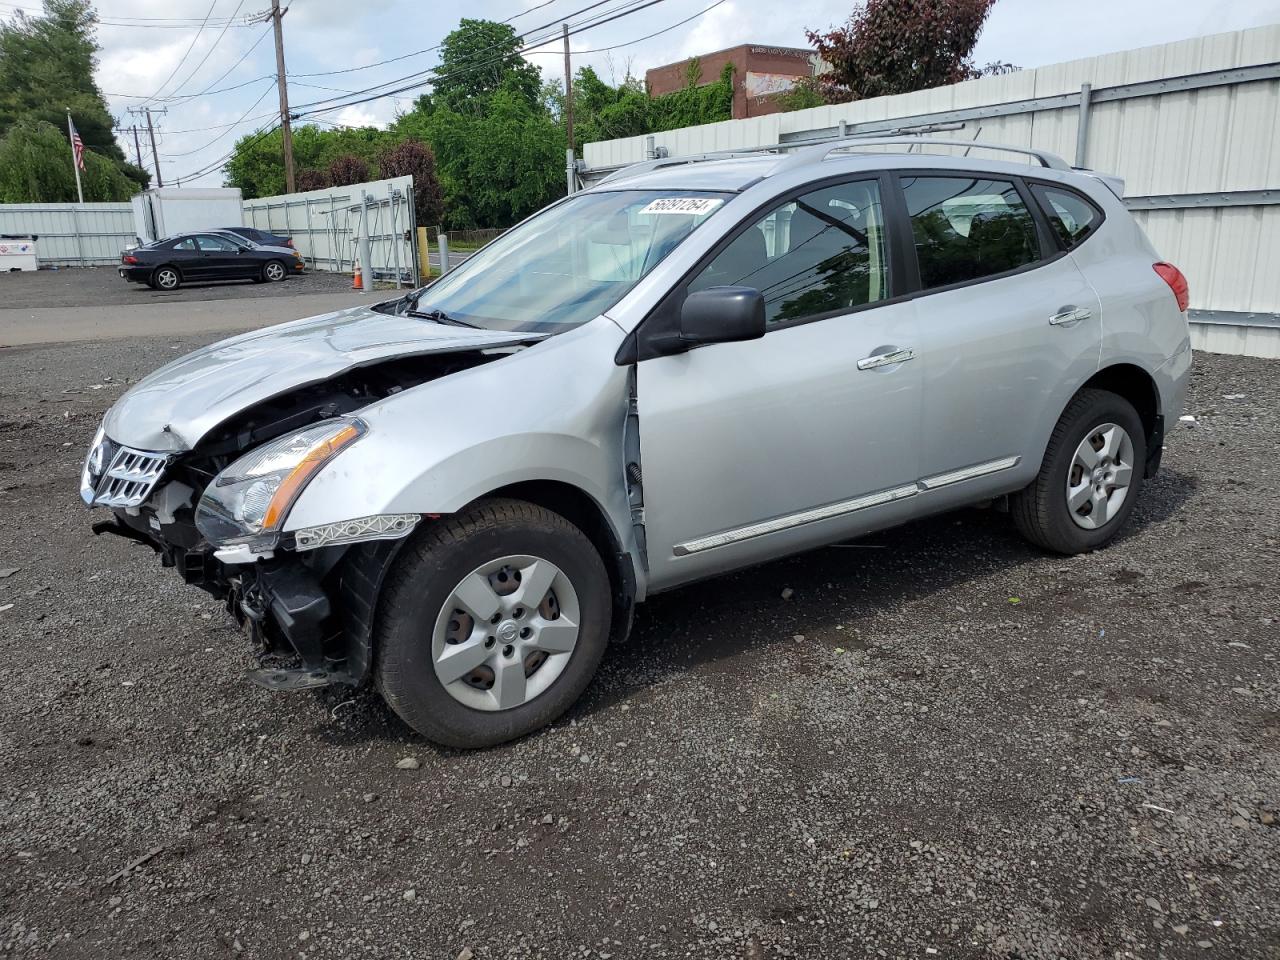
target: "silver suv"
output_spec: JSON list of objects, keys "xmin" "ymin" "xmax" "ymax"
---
[{"xmin": 82, "ymin": 139, "xmax": 1193, "ymax": 747}]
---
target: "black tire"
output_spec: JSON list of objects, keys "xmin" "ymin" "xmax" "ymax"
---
[
  {"xmin": 262, "ymin": 259, "xmax": 287, "ymax": 283},
  {"xmin": 376, "ymin": 498, "xmax": 612, "ymax": 748},
  {"xmin": 1012, "ymin": 388, "xmax": 1147, "ymax": 554},
  {"xmin": 151, "ymin": 265, "xmax": 181, "ymax": 291}
]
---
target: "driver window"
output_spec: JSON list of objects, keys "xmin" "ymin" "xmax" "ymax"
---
[
  {"xmin": 197, "ymin": 235, "xmax": 239, "ymax": 252},
  {"xmin": 687, "ymin": 179, "xmax": 889, "ymax": 327}
]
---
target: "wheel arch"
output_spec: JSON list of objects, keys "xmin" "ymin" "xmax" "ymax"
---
[
  {"xmin": 1078, "ymin": 363, "xmax": 1164, "ymax": 477},
  {"xmin": 474, "ymin": 480, "xmax": 638, "ymax": 645},
  {"xmin": 1080, "ymin": 363, "xmax": 1160, "ymax": 441}
]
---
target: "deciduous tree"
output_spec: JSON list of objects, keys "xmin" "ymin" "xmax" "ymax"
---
[
  {"xmin": 807, "ymin": 0, "xmax": 1007, "ymax": 103},
  {"xmin": 376, "ymin": 139, "xmax": 444, "ymax": 227}
]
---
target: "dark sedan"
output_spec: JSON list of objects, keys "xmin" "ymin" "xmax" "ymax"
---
[{"xmin": 119, "ymin": 232, "xmax": 305, "ymax": 291}]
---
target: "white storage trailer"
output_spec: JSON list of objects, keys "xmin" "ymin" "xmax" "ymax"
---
[{"xmin": 131, "ymin": 188, "xmax": 245, "ymax": 245}]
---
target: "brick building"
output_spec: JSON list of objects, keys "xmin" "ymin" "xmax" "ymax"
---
[{"xmin": 645, "ymin": 44, "xmax": 819, "ymax": 120}]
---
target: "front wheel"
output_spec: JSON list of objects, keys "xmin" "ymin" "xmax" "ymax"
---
[
  {"xmin": 1012, "ymin": 388, "xmax": 1147, "ymax": 554},
  {"xmin": 376, "ymin": 499, "xmax": 612, "ymax": 748},
  {"xmin": 262, "ymin": 260, "xmax": 287, "ymax": 282}
]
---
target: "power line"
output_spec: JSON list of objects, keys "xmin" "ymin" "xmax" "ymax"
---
[
  {"xmin": 102, "ymin": 29, "xmax": 272, "ymax": 100},
  {"xmin": 287, "ymin": 0, "xmax": 625, "ymax": 80},
  {"xmin": 163, "ymin": 0, "xmax": 248, "ymax": 100},
  {"xmin": 165, "ymin": 80, "xmax": 276, "ymax": 156},
  {"xmin": 291, "ymin": 0, "xmax": 668, "ymax": 118},
  {"xmin": 137, "ymin": 0, "xmax": 220, "ymax": 105},
  {"xmin": 288, "ymin": 0, "xmax": 659, "ymax": 114},
  {"xmin": 524, "ymin": 0, "xmax": 726, "ymax": 57},
  {"xmin": 171, "ymin": 0, "xmax": 672, "ymax": 183}
]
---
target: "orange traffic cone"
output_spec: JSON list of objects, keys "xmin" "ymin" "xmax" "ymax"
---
[{"xmin": 352, "ymin": 261, "xmax": 363, "ymax": 290}]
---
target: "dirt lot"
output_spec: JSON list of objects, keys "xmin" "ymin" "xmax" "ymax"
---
[
  {"xmin": 0, "ymin": 265, "xmax": 356, "ymax": 310},
  {"xmin": 0, "ymin": 330, "xmax": 1277, "ymax": 959}
]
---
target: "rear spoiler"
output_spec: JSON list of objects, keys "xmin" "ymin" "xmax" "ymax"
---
[{"xmin": 1075, "ymin": 168, "xmax": 1126, "ymax": 199}]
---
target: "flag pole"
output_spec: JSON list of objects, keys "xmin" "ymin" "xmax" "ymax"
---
[{"xmin": 67, "ymin": 109, "xmax": 84, "ymax": 204}]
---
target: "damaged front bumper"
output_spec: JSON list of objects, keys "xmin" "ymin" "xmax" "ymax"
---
[{"xmin": 92, "ymin": 505, "xmax": 414, "ymax": 692}]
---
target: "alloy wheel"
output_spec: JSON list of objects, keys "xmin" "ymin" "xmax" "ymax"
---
[
  {"xmin": 1066, "ymin": 421, "xmax": 1135, "ymax": 530},
  {"xmin": 156, "ymin": 268, "xmax": 178, "ymax": 289},
  {"xmin": 431, "ymin": 554, "xmax": 581, "ymax": 711},
  {"xmin": 265, "ymin": 262, "xmax": 285, "ymax": 281}
]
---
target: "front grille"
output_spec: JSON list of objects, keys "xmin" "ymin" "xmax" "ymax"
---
[{"xmin": 91, "ymin": 446, "xmax": 169, "ymax": 508}]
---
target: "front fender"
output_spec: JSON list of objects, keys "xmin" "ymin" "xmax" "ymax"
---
[{"xmin": 282, "ymin": 317, "xmax": 635, "ymax": 555}]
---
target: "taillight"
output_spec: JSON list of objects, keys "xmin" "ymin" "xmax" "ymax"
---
[
  {"xmin": 1153, "ymin": 262, "xmax": 1189, "ymax": 313},
  {"xmin": 122, "ymin": 254, "xmax": 138, "ymax": 265},
  {"xmin": 286, "ymin": 238, "xmax": 295, "ymax": 248}
]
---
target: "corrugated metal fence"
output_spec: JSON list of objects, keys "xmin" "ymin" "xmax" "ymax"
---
[
  {"xmin": 582, "ymin": 25, "xmax": 1280, "ymax": 357},
  {"xmin": 0, "ymin": 175, "xmax": 418, "ymax": 285},
  {"xmin": 0, "ymin": 203, "xmax": 135, "ymax": 265},
  {"xmin": 242, "ymin": 176, "xmax": 417, "ymax": 284}
]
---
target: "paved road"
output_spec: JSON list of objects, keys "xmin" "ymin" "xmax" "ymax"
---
[{"xmin": 0, "ymin": 291, "xmax": 377, "ymax": 347}]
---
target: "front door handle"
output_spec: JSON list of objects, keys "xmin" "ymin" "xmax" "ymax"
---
[
  {"xmin": 1049, "ymin": 306, "xmax": 1092, "ymax": 327},
  {"xmin": 857, "ymin": 348, "xmax": 915, "ymax": 371}
]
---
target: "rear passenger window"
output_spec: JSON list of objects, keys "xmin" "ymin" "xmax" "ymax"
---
[
  {"xmin": 901, "ymin": 176, "xmax": 1040, "ymax": 289},
  {"xmin": 1032, "ymin": 185, "xmax": 1101, "ymax": 248},
  {"xmin": 688, "ymin": 179, "xmax": 889, "ymax": 327}
]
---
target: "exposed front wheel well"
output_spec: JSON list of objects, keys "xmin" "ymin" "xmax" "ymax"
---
[{"xmin": 479, "ymin": 481, "xmax": 636, "ymax": 643}]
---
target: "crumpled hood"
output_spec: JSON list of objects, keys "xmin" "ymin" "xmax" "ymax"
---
[{"xmin": 103, "ymin": 302, "xmax": 546, "ymax": 452}]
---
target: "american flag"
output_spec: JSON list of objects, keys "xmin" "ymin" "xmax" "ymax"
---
[{"xmin": 69, "ymin": 117, "xmax": 85, "ymax": 171}]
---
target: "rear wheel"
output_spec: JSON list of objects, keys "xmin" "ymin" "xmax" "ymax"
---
[
  {"xmin": 262, "ymin": 260, "xmax": 287, "ymax": 283},
  {"xmin": 1012, "ymin": 388, "xmax": 1147, "ymax": 554},
  {"xmin": 152, "ymin": 265, "xmax": 180, "ymax": 290},
  {"xmin": 376, "ymin": 499, "xmax": 611, "ymax": 748}
]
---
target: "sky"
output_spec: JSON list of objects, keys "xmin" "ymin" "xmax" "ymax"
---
[{"xmin": 24, "ymin": 0, "xmax": 1280, "ymax": 185}]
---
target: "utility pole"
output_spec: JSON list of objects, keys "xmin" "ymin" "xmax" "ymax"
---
[
  {"xmin": 562, "ymin": 23, "xmax": 575, "ymax": 196},
  {"xmin": 271, "ymin": 0, "xmax": 296, "ymax": 193},
  {"xmin": 562, "ymin": 23, "xmax": 574, "ymax": 153},
  {"xmin": 129, "ymin": 106, "xmax": 166, "ymax": 187},
  {"xmin": 130, "ymin": 125, "xmax": 144, "ymax": 170}
]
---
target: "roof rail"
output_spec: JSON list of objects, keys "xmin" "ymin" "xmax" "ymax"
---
[
  {"xmin": 769, "ymin": 137, "xmax": 1072, "ymax": 175},
  {"xmin": 596, "ymin": 151, "xmax": 776, "ymax": 186}
]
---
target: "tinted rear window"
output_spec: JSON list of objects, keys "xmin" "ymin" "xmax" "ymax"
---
[
  {"xmin": 901, "ymin": 175, "xmax": 1041, "ymax": 289},
  {"xmin": 1032, "ymin": 185, "xmax": 1102, "ymax": 248}
]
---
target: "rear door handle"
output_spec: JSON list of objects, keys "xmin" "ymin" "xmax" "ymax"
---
[
  {"xmin": 857, "ymin": 348, "xmax": 915, "ymax": 371},
  {"xmin": 1049, "ymin": 306, "xmax": 1092, "ymax": 327}
]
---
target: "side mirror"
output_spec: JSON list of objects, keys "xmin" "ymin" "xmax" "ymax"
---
[{"xmin": 675, "ymin": 286, "xmax": 766, "ymax": 349}]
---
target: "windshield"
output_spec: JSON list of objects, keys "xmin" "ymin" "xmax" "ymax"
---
[{"xmin": 397, "ymin": 190, "xmax": 729, "ymax": 333}]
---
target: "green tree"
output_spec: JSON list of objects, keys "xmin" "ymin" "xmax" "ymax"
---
[
  {"xmin": 0, "ymin": 117, "xmax": 134, "ymax": 201},
  {"xmin": 426, "ymin": 18, "xmax": 542, "ymax": 113},
  {"xmin": 401, "ymin": 88, "xmax": 562, "ymax": 230},
  {"xmin": 0, "ymin": 0, "xmax": 142, "ymax": 197}
]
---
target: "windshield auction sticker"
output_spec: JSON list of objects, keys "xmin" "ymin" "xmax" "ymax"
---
[{"xmin": 639, "ymin": 197, "xmax": 725, "ymax": 216}]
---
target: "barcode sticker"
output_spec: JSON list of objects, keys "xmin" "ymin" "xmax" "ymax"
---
[{"xmin": 639, "ymin": 197, "xmax": 724, "ymax": 216}]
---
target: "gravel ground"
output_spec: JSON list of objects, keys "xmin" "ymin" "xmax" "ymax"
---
[
  {"xmin": 0, "ymin": 267, "xmax": 355, "ymax": 310},
  {"xmin": 0, "ymin": 337, "xmax": 1277, "ymax": 960}
]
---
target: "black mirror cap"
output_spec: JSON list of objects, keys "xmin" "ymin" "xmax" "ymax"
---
[{"xmin": 679, "ymin": 286, "xmax": 766, "ymax": 348}]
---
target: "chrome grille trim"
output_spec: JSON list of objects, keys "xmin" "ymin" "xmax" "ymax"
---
[{"xmin": 90, "ymin": 446, "xmax": 170, "ymax": 508}]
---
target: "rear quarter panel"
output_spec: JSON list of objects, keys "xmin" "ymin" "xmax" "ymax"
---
[{"xmin": 1067, "ymin": 180, "xmax": 1193, "ymax": 421}]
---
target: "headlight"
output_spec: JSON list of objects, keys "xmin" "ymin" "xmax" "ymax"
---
[
  {"xmin": 195, "ymin": 419, "xmax": 366, "ymax": 549},
  {"xmin": 80, "ymin": 424, "xmax": 109, "ymax": 504}
]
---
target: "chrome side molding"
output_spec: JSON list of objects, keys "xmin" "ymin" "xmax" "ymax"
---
[
  {"xmin": 918, "ymin": 456, "xmax": 1021, "ymax": 490},
  {"xmin": 673, "ymin": 484, "xmax": 919, "ymax": 556},
  {"xmin": 674, "ymin": 456, "xmax": 1021, "ymax": 556}
]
